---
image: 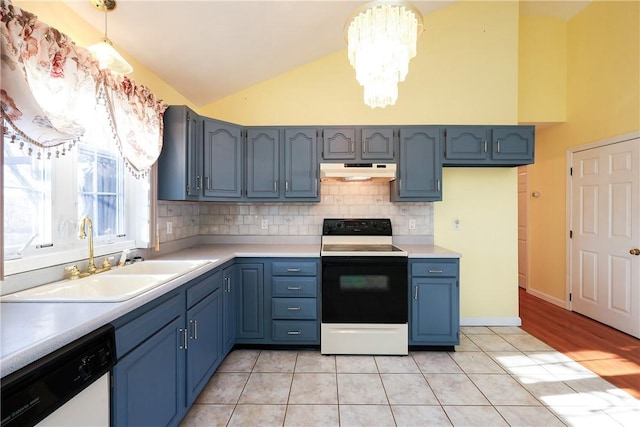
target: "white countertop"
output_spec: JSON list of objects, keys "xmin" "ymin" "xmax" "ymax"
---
[{"xmin": 0, "ymin": 243, "xmax": 459, "ymax": 377}]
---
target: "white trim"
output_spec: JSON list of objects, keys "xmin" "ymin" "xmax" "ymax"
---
[
  {"xmin": 566, "ymin": 130, "xmax": 640, "ymax": 313},
  {"xmin": 460, "ymin": 317, "xmax": 521, "ymax": 327},
  {"xmin": 526, "ymin": 288, "xmax": 566, "ymax": 308}
]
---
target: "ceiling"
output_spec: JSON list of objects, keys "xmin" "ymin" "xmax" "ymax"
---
[{"xmin": 62, "ymin": 0, "xmax": 590, "ymax": 107}]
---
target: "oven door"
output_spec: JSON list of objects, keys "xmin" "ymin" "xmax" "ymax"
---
[{"xmin": 322, "ymin": 256, "xmax": 408, "ymax": 324}]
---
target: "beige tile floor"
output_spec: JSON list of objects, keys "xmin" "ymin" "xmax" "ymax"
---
[{"xmin": 180, "ymin": 327, "xmax": 640, "ymax": 427}]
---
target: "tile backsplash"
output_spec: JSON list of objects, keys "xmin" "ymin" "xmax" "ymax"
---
[{"xmin": 157, "ymin": 181, "xmax": 433, "ymax": 242}]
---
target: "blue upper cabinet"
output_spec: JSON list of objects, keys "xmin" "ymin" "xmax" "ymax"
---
[
  {"xmin": 443, "ymin": 125, "xmax": 534, "ymax": 166},
  {"xmin": 202, "ymin": 118, "xmax": 243, "ymax": 199},
  {"xmin": 246, "ymin": 128, "xmax": 280, "ymax": 199},
  {"xmin": 491, "ymin": 126, "xmax": 535, "ymax": 163},
  {"xmin": 391, "ymin": 127, "xmax": 443, "ymax": 202},
  {"xmin": 284, "ymin": 128, "xmax": 318, "ymax": 199},
  {"xmin": 361, "ymin": 128, "xmax": 395, "ymax": 160},
  {"xmin": 321, "ymin": 127, "xmax": 396, "ymax": 161},
  {"xmin": 158, "ymin": 106, "xmax": 202, "ymax": 201},
  {"xmin": 322, "ymin": 128, "xmax": 356, "ymax": 160},
  {"xmin": 244, "ymin": 127, "xmax": 320, "ymax": 201}
]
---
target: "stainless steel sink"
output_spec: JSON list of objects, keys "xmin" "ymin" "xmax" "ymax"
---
[{"xmin": 1, "ymin": 260, "xmax": 210, "ymax": 303}]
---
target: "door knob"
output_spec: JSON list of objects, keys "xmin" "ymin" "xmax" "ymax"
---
[{"xmin": 630, "ymin": 248, "xmax": 640, "ymax": 256}]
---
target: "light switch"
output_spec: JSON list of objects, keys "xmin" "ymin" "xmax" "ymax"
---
[
  {"xmin": 408, "ymin": 218, "xmax": 416, "ymax": 230},
  {"xmin": 261, "ymin": 219, "xmax": 268, "ymax": 230}
]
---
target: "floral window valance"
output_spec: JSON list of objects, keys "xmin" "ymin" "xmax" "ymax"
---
[{"xmin": 0, "ymin": 0, "xmax": 168, "ymax": 177}]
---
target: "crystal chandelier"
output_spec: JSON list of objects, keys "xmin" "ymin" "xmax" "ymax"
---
[
  {"xmin": 346, "ymin": 1, "xmax": 423, "ymax": 108},
  {"xmin": 87, "ymin": 0, "xmax": 133, "ymax": 74}
]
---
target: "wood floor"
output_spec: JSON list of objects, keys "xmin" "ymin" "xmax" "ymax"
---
[{"xmin": 519, "ymin": 287, "xmax": 640, "ymax": 400}]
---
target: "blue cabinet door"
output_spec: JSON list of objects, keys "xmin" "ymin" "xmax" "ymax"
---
[
  {"xmin": 361, "ymin": 128, "xmax": 395, "ymax": 160},
  {"xmin": 222, "ymin": 265, "xmax": 236, "ymax": 354},
  {"xmin": 186, "ymin": 287, "xmax": 222, "ymax": 406},
  {"xmin": 284, "ymin": 128, "xmax": 318, "ymax": 199},
  {"xmin": 444, "ymin": 126, "xmax": 490, "ymax": 161},
  {"xmin": 202, "ymin": 119, "xmax": 242, "ymax": 199},
  {"xmin": 391, "ymin": 127, "xmax": 442, "ymax": 201},
  {"xmin": 158, "ymin": 106, "xmax": 202, "ymax": 201},
  {"xmin": 235, "ymin": 263, "xmax": 265, "ymax": 340},
  {"xmin": 113, "ymin": 315, "xmax": 185, "ymax": 427},
  {"xmin": 247, "ymin": 128, "xmax": 280, "ymax": 198},
  {"xmin": 410, "ymin": 277, "xmax": 459, "ymax": 345},
  {"xmin": 322, "ymin": 128, "xmax": 356, "ymax": 160},
  {"xmin": 491, "ymin": 126, "xmax": 534, "ymax": 163}
]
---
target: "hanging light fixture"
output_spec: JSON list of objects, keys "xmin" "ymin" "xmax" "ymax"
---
[
  {"xmin": 345, "ymin": 1, "xmax": 423, "ymax": 108},
  {"xmin": 87, "ymin": 0, "xmax": 133, "ymax": 74}
]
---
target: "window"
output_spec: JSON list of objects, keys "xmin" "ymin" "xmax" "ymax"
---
[
  {"xmin": 3, "ymin": 141, "xmax": 51, "ymax": 254},
  {"xmin": 3, "ymin": 135, "xmax": 150, "ymax": 275}
]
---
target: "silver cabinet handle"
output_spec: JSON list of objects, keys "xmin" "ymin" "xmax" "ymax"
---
[
  {"xmin": 286, "ymin": 268, "xmax": 301, "ymax": 272},
  {"xmin": 206, "ymin": 176, "xmax": 210, "ymax": 190},
  {"xmin": 437, "ymin": 180, "xmax": 441, "ymax": 192},
  {"xmin": 497, "ymin": 139, "xmax": 501, "ymax": 153},
  {"xmin": 414, "ymin": 286, "xmax": 418, "ymax": 300},
  {"xmin": 196, "ymin": 176, "xmax": 202, "ymax": 190},
  {"xmin": 351, "ymin": 141, "xmax": 355, "ymax": 154},
  {"xmin": 428, "ymin": 269, "xmax": 443, "ymax": 273},
  {"xmin": 190, "ymin": 320, "xmax": 198, "ymax": 340},
  {"xmin": 287, "ymin": 286, "xmax": 302, "ymax": 291},
  {"xmin": 179, "ymin": 328, "xmax": 188, "ymax": 350},
  {"xmin": 274, "ymin": 180, "xmax": 278, "ymax": 192},
  {"xmin": 363, "ymin": 140, "xmax": 367, "ymax": 153},
  {"xmin": 483, "ymin": 140, "xmax": 487, "ymax": 153},
  {"xmin": 286, "ymin": 306, "xmax": 302, "ymax": 311},
  {"xmin": 287, "ymin": 330, "xmax": 301, "ymax": 335}
]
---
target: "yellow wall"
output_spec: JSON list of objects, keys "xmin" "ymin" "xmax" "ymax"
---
[
  {"xmin": 518, "ymin": 15, "xmax": 567, "ymax": 123},
  {"xmin": 13, "ymin": 1, "xmax": 194, "ymax": 108},
  {"xmin": 204, "ymin": 1, "xmax": 522, "ymax": 322},
  {"xmin": 528, "ymin": 0, "xmax": 640, "ymax": 301}
]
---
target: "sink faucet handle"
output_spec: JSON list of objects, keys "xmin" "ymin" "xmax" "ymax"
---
[
  {"xmin": 102, "ymin": 257, "xmax": 114, "ymax": 270},
  {"xmin": 65, "ymin": 265, "xmax": 81, "ymax": 280},
  {"xmin": 118, "ymin": 249, "xmax": 130, "ymax": 267}
]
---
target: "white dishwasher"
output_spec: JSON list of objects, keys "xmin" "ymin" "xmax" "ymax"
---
[{"xmin": 1, "ymin": 325, "xmax": 115, "ymax": 427}]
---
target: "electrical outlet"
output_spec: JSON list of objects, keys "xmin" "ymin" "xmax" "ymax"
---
[
  {"xmin": 453, "ymin": 218, "xmax": 461, "ymax": 231},
  {"xmin": 261, "ymin": 219, "xmax": 268, "ymax": 230},
  {"xmin": 408, "ymin": 218, "xmax": 416, "ymax": 230},
  {"xmin": 166, "ymin": 221, "xmax": 173, "ymax": 235}
]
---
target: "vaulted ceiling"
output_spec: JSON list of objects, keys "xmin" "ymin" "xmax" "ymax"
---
[{"xmin": 62, "ymin": 1, "xmax": 590, "ymax": 107}]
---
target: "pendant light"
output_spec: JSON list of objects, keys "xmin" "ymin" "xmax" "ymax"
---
[
  {"xmin": 87, "ymin": 0, "xmax": 133, "ymax": 74},
  {"xmin": 345, "ymin": 1, "xmax": 423, "ymax": 108}
]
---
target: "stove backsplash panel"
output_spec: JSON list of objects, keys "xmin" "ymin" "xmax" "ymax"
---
[{"xmin": 158, "ymin": 181, "xmax": 433, "ymax": 242}]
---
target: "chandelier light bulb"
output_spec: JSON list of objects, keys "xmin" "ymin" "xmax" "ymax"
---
[{"xmin": 346, "ymin": 1, "xmax": 423, "ymax": 108}]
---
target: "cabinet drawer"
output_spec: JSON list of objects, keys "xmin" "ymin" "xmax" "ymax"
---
[
  {"xmin": 272, "ymin": 298, "xmax": 317, "ymax": 319},
  {"xmin": 272, "ymin": 261, "xmax": 317, "ymax": 276},
  {"xmin": 186, "ymin": 270, "xmax": 221, "ymax": 308},
  {"xmin": 115, "ymin": 293, "xmax": 183, "ymax": 359},
  {"xmin": 272, "ymin": 320, "xmax": 318, "ymax": 342},
  {"xmin": 411, "ymin": 262, "xmax": 458, "ymax": 277},
  {"xmin": 272, "ymin": 277, "xmax": 317, "ymax": 297}
]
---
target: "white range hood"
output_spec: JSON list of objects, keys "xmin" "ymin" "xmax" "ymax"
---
[{"xmin": 320, "ymin": 163, "xmax": 397, "ymax": 182}]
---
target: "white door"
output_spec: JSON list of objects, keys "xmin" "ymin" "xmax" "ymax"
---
[
  {"xmin": 570, "ymin": 137, "xmax": 640, "ymax": 338},
  {"xmin": 518, "ymin": 166, "xmax": 529, "ymax": 289}
]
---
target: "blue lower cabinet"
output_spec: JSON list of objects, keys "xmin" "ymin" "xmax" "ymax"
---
[
  {"xmin": 272, "ymin": 320, "xmax": 318, "ymax": 342},
  {"xmin": 235, "ymin": 263, "xmax": 265, "ymax": 340},
  {"xmin": 113, "ymin": 315, "xmax": 186, "ymax": 427},
  {"xmin": 186, "ymin": 287, "xmax": 222, "ymax": 405},
  {"xmin": 409, "ymin": 258, "xmax": 460, "ymax": 346}
]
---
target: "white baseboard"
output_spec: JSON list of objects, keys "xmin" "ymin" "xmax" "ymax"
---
[
  {"xmin": 461, "ymin": 317, "xmax": 522, "ymax": 327},
  {"xmin": 525, "ymin": 288, "xmax": 567, "ymax": 309}
]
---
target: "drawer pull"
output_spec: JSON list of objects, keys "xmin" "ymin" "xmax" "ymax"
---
[
  {"xmin": 287, "ymin": 286, "xmax": 302, "ymax": 291},
  {"xmin": 428, "ymin": 269, "xmax": 443, "ymax": 273},
  {"xmin": 286, "ymin": 268, "xmax": 301, "ymax": 272},
  {"xmin": 287, "ymin": 330, "xmax": 301, "ymax": 335},
  {"xmin": 286, "ymin": 306, "xmax": 302, "ymax": 311}
]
